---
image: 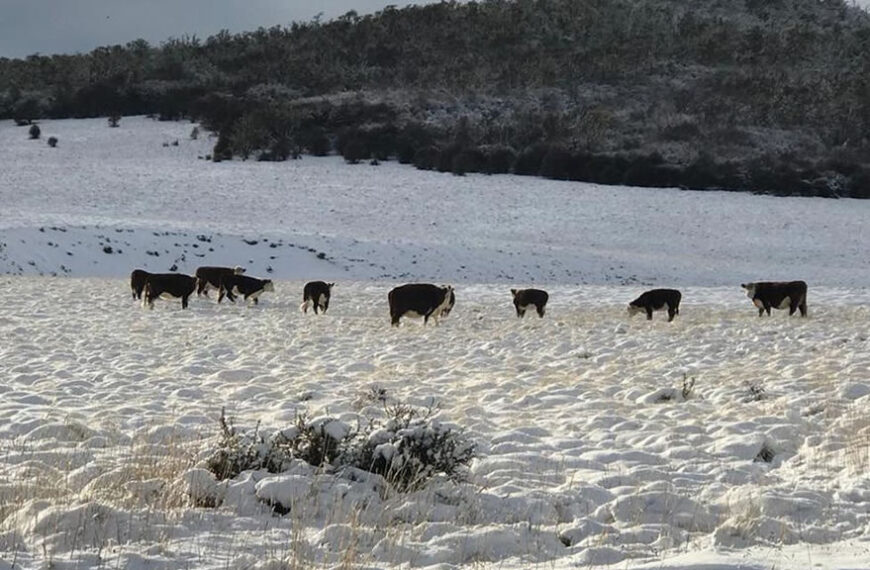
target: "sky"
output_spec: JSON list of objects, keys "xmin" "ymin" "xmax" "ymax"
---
[{"xmin": 0, "ymin": 0, "xmax": 436, "ymax": 59}]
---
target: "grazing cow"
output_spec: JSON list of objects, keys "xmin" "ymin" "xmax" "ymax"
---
[
  {"xmin": 511, "ymin": 288, "xmax": 549, "ymax": 318},
  {"xmin": 218, "ymin": 274, "xmax": 274, "ymax": 305},
  {"xmin": 196, "ymin": 265, "xmax": 245, "ymax": 297},
  {"xmin": 143, "ymin": 273, "xmax": 197, "ymax": 309},
  {"xmin": 301, "ymin": 281, "xmax": 334, "ymax": 314},
  {"xmin": 388, "ymin": 283, "xmax": 455, "ymax": 326},
  {"xmin": 628, "ymin": 288, "xmax": 682, "ymax": 322},
  {"xmin": 741, "ymin": 281, "xmax": 807, "ymax": 317},
  {"xmin": 130, "ymin": 268, "xmax": 150, "ymax": 300}
]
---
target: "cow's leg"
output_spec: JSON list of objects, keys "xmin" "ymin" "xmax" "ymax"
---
[
  {"xmin": 182, "ymin": 295, "xmax": 189, "ymax": 309},
  {"xmin": 516, "ymin": 306, "xmax": 523, "ymax": 318},
  {"xmin": 313, "ymin": 302, "xmax": 319, "ymax": 314},
  {"xmin": 758, "ymin": 306, "xmax": 764, "ymax": 317},
  {"xmin": 667, "ymin": 306, "xmax": 676, "ymax": 322},
  {"xmin": 391, "ymin": 310, "xmax": 401, "ymax": 327},
  {"xmin": 646, "ymin": 307, "xmax": 654, "ymax": 320},
  {"xmin": 536, "ymin": 304, "xmax": 545, "ymax": 318},
  {"xmin": 799, "ymin": 299, "xmax": 808, "ymax": 317},
  {"xmin": 764, "ymin": 303, "xmax": 772, "ymax": 316}
]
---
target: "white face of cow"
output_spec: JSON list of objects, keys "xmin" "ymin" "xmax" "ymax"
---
[
  {"xmin": 741, "ymin": 283, "xmax": 757, "ymax": 298},
  {"xmin": 263, "ymin": 281, "xmax": 275, "ymax": 292},
  {"xmin": 627, "ymin": 304, "xmax": 643, "ymax": 317},
  {"xmin": 233, "ymin": 266, "xmax": 246, "ymax": 275}
]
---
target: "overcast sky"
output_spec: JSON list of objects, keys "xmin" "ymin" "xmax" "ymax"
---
[
  {"xmin": 1, "ymin": 0, "xmax": 868, "ymax": 59},
  {"xmin": 0, "ymin": 1, "xmax": 436, "ymax": 59}
]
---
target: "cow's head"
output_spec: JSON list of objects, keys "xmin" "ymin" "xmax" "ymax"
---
[
  {"xmin": 263, "ymin": 280, "xmax": 275, "ymax": 292},
  {"xmin": 740, "ymin": 283, "xmax": 756, "ymax": 297},
  {"xmin": 233, "ymin": 266, "xmax": 246, "ymax": 275},
  {"xmin": 626, "ymin": 303, "xmax": 643, "ymax": 317},
  {"xmin": 441, "ymin": 285, "xmax": 455, "ymax": 317},
  {"xmin": 328, "ymin": 282, "xmax": 335, "ymax": 290}
]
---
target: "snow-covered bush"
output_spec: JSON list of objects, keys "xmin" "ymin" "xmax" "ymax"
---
[
  {"xmin": 206, "ymin": 401, "xmax": 475, "ymax": 493},
  {"xmin": 28, "ymin": 124, "xmax": 40, "ymax": 139},
  {"xmin": 47, "ymin": 136, "xmax": 58, "ymax": 148}
]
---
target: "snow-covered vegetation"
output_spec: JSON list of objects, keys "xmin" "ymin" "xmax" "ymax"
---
[{"xmin": 1, "ymin": 118, "xmax": 870, "ymax": 569}]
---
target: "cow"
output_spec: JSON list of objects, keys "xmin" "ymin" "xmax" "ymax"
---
[
  {"xmin": 627, "ymin": 288, "xmax": 682, "ymax": 322},
  {"xmin": 511, "ymin": 288, "xmax": 549, "ymax": 318},
  {"xmin": 196, "ymin": 266, "xmax": 245, "ymax": 297},
  {"xmin": 388, "ymin": 283, "xmax": 455, "ymax": 326},
  {"xmin": 741, "ymin": 281, "xmax": 807, "ymax": 317},
  {"xmin": 301, "ymin": 281, "xmax": 334, "ymax": 314},
  {"xmin": 218, "ymin": 274, "xmax": 274, "ymax": 305},
  {"xmin": 130, "ymin": 268, "xmax": 150, "ymax": 300},
  {"xmin": 142, "ymin": 273, "xmax": 197, "ymax": 309}
]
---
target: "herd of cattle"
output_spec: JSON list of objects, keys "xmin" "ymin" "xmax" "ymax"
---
[{"xmin": 129, "ymin": 267, "xmax": 809, "ymax": 324}]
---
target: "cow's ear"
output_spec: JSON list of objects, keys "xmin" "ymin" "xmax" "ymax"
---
[
  {"xmin": 511, "ymin": 289, "xmax": 517, "ymax": 297},
  {"xmin": 740, "ymin": 283, "xmax": 749, "ymax": 289},
  {"xmin": 328, "ymin": 283, "xmax": 335, "ymax": 288}
]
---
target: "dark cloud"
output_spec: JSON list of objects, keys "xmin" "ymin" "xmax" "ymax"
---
[{"xmin": 0, "ymin": 0, "xmax": 433, "ymax": 58}]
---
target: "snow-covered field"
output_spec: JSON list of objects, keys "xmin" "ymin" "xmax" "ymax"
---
[{"xmin": 1, "ymin": 117, "xmax": 870, "ymax": 569}]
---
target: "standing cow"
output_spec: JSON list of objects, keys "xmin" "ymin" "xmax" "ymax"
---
[
  {"xmin": 627, "ymin": 288, "xmax": 682, "ymax": 322},
  {"xmin": 196, "ymin": 266, "xmax": 245, "ymax": 297},
  {"xmin": 741, "ymin": 281, "xmax": 807, "ymax": 317},
  {"xmin": 218, "ymin": 274, "xmax": 274, "ymax": 305},
  {"xmin": 511, "ymin": 288, "xmax": 549, "ymax": 318},
  {"xmin": 388, "ymin": 283, "xmax": 455, "ymax": 326},
  {"xmin": 142, "ymin": 273, "xmax": 198, "ymax": 309},
  {"xmin": 301, "ymin": 281, "xmax": 334, "ymax": 314}
]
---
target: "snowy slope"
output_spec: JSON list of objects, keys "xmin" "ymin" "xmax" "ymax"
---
[
  {"xmin": 1, "ymin": 118, "xmax": 870, "ymax": 570},
  {"xmin": 2, "ymin": 116, "xmax": 868, "ymax": 285}
]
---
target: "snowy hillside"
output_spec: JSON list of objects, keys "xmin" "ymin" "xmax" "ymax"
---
[
  {"xmin": 1, "ymin": 118, "xmax": 870, "ymax": 570},
  {"xmin": 2, "ymin": 117, "xmax": 869, "ymax": 286}
]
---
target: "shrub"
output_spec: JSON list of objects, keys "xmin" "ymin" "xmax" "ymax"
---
[
  {"xmin": 846, "ymin": 167, "xmax": 870, "ymax": 199},
  {"xmin": 206, "ymin": 399, "xmax": 475, "ymax": 492},
  {"xmin": 539, "ymin": 145, "xmax": 575, "ymax": 180},
  {"xmin": 108, "ymin": 114, "xmax": 121, "ymax": 127},
  {"xmin": 413, "ymin": 145, "xmax": 441, "ymax": 170},
  {"xmin": 513, "ymin": 144, "xmax": 548, "ymax": 176},
  {"xmin": 28, "ymin": 124, "xmax": 41, "ymax": 139},
  {"xmin": 190, "ymin": 126, "xmax": 200, "ymax": 140},
  {"xmin": 47, "ymin": 136, "xmax": 58, "ymax": 148},
  {"xmin": 481, "ymin": 145, "xmax": 516, "ymax": 174}
]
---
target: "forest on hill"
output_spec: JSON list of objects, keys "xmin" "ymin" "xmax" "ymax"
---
[{"xmin": 1, "ymin": 0, "xmax": 869, "ymax": 197}]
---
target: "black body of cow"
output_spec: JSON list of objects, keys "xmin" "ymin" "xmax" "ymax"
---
[
  {"xmin": 143, "ymin": 273, "xmax": 197, "ymax": 309},
  {"xmin": 301, "ymin": 281, "xmax": 334, "ymax": 314},
  {"xmin": 511, "ymin": 288, "xmax": 549, "ymax": 318},
  {"xmin": 196, "ymin": 266, "xmax": 245, "ymax": 297},
  {"xmin": 130, "ymin": 269, "xmax": 150, "ymax": 300},
  {"xmin": 388, "ymin": 283, "xmax": 455, "ymax": 326},
  {"xmin": 218, "ymin": 274, "xmax": 274, "ymax": 305},
  {"xmin": 741, "ymin": 281, "xmax": 807, "ymax": 317},
  {"xmin": 628, "ymin": 288, "xmax": 682, "ymax": 322}
]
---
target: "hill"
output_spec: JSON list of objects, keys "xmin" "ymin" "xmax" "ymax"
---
[{"xmin": 1, "ymin": 0, "xmax": 869, "ymax": 196}]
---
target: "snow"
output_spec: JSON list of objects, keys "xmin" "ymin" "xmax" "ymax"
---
[{"xmin": 1, "ymin": 117, "xmax": 870, "ymax": 569}]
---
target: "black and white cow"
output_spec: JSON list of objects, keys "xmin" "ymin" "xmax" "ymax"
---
[
  {"xmin": 511, "ymin": 288, "xmax": 549, "ymax": 318},
  {"xmin": 741, "ymin": 281, "xmax": 807, "ymax": 317},
  {"xmin": 388, "ymin": 283, "xmax": 455, "ymax": 326},
  {"xmin": 196, "ymin": 265, "xmax": 245, "ymax": 297},
  {"xmin": 143, "ymin": 273, "xmax": 198, "ymax": 309},
  {"xmin": 628, "ymin": 288, "xmax": 682, "ymax": 322},
  {"xmin": 301, "ymin": 281, "xmax": 334, "ymax": 314},
  {"xmin": 130, "ymin": 268, "xmax": 150, "ymax": 300},
  {"xmin": 218, "ymin": 274, "xmax": 274, "ymax": 305}
]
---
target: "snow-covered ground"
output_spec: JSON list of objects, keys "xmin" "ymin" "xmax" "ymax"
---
[{"xmin": 1, "ymin": 117, "xmax": 869, "ymax": 569}]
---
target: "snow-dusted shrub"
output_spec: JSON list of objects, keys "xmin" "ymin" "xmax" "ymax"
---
[
  {"xmin": 47, "ymin": 136, "xmax": 58, "ymax": 148},
  {"xmin": 108, "ymin": 114, "xmax": 121, "ymax": 127},
  {"xmin": 28, "ymin": 124, "xmax": 40, "ymax": 139},
  {"xmin": 205, "ymin": 408, "xmax": 294, "ymax": 480},
  {"xmin": 413, "ymin": 145, "xmax": 440, "ymax": 170},
  {"xmin": 206, "ymin": 401, "xmax": 475, "ymax": 492},
  {"xmin": 339, "ymin": 401, "xmax": 476, "ymax": 491}
]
